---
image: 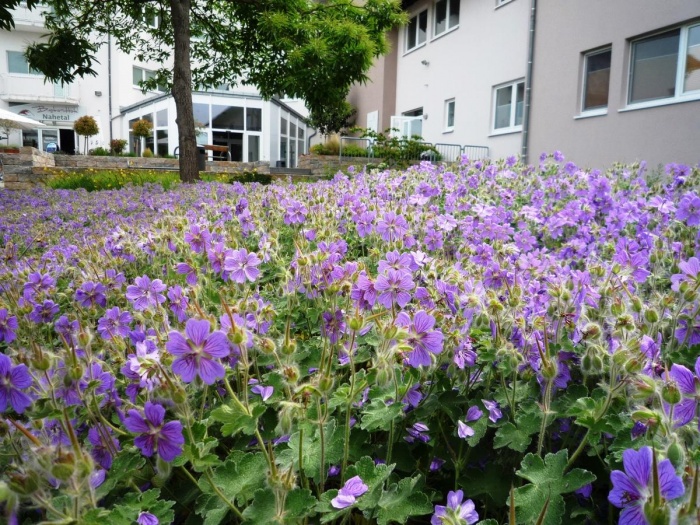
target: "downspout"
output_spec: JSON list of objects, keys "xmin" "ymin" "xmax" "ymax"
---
[
  {"xmin": 307, "ymin": 128, "xmax": 318, "ymax": 153},
  {"xmin": 520, "ymin": 0, "xmax": 537, "ymax": 164},
  {"xmin": 108, "ymin": 33, "xmax": 113, "ymax": 147}
]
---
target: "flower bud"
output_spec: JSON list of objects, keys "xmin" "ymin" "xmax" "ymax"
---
[
  {"xmin": 51, "ymin": 461, "xmax": 74, "ymax": 481},
  {"xmin": 631, "ymin": 297, "xmax": 643, "ymax": 313},
  {"xmin": 541, "ymin": 359, "xmax": 558, "ymax": 381},
  {"xmin": 683, "ymin": 289, "xmax": 697, "ymax": 302},
  {"xmin": 661, "ymin": 382, "xmax": 682, "ymax": 405},
  {"xmin": 667, "ymin": 440, "xmax": 685, "ymax": 470},
  {"xmin": 69, "ymin": 364, "xmax": 84, "ymax": 381},
  {"xmin": 281, "ymin": 339, "xmax": 297, "ymax": 356},
  {"xmin": 623, "ymin": 356, "xmax": 643, "ymax": 374},
  {"xmin": 31, "ymin": 354, "xmax": 52, "ymax": 371},
  {"xmin": 318, "ymin": 375, "xmax": 333, "ymax": 393},
  {"xmin": 8, "ymin": 472, "xmax": 40, "ymax": 495},
  {"xmin": 631, "ymin": 376, "xmax": 657, "ymax": 398},
  {"xmin": 582, "ymin": 323, "xmax": 601, "ymax": 339},
  {"xmin": 348, "ymin": 316, "xmax": 363, "ymax": 332},
  {"xmin": 610, "ymin": 300, "xmax": 624, "ymax": 316},
  {"xmin": 231, "ymin": 331, "xmax": 245, "ymax": 345},
  {"xmin": 172, "ymin": 387, "xmax": 188, "ymax": 404},
  {"xmin": 260, "ymin": 337, "xmax": 276, "ymax": 354},
  {"xmin": 283, "ymin": 365, "xmax": 299, "ymax": 384},
  {"xmin": 78, "ymin": 330, "xmax": 92, "ymax": 348}
]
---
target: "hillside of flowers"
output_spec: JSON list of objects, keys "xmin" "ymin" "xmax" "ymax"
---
[{"xmin": 0, "ymin": 155, "xmax": 699, "ymax": 525}]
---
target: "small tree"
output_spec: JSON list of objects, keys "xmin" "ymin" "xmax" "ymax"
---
[
  {"xmin": 131, "ymin": 119, "xmax": 153, "ymax": 156},
  {"xmin": 110, "ymin": 138, "xmax": 127, "ymax": 155},
  {"xmin": 0, "ymin": 118, "xmax": 21, "ymax": 146},
  {"xmin": 73, "ymin": 115, "xmax": 98, "ymax": 155}
]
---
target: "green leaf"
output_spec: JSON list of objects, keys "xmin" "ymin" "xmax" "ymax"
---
[
  {"xmin": 241, "ymin": 488, "xmax": 317, "ymax": 524},
  {"xmin": 277, "ymin": 419, "xmax": 345, "ymax": 480},
  {"xmin": 360, "ymin": 397, "xmax": 404, "ymax": 431},
  {"xmin": 95, "ymin": 449, "xmax": 146, "ymax": 499},
  {"xmin": 198, "ymin": 452, "xmax": 267, "ymax": 506},
  {"xmin": 376, "ymin": 475, "xmax": 433, "ymax": 525},
  {"xmin": 511, "ymin": 450, "xmax": 596, "ymax": 525},
  {"xmin": 494, "ymin": 409, "xmax": 542, "ymax": 452},
  {"xmin": 210, "ymin": 401, "xmax": 266, "ymax": 437}
]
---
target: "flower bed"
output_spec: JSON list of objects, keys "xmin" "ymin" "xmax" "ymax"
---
[{"xmin": 0, "ymin": 155, "xmax": 699, "ymax": 524}]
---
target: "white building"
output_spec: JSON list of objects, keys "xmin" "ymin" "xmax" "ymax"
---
[{"xmin": 1, "ymin": 3, "xmax": 309, "ymax": 167}]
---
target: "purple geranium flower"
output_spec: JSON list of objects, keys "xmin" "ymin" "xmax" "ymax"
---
[
  {"xmin": 608, "ymin": 446, "xmax": 685, "ymax": 525},
  {"xmin": 166, "ymin": 319, "xmax": 230, "ymax": 384},
  {"xmin": 331, "ymin": 475, "xmax": 369, "ymax": 509},
  {"xmin": 137, "ymin": 512, "xmax": 159, "ymax": 525},
  {"xmin": 126, "ymin": 275, "xmax": 167, "ymax": 311},
  {"xmin": 375, "ymin": 269, "xmax": 414, "ymax": 309},
  {"xmin": 668, "ymin": 356, "xmax": 700, "ymax": 429},
  {"xmin": 224, "ymin": 248, "xmax": 261, "ymax": 284},
  {"xmin": 670, "ymin": 257, "xmax": 700, "ymax": 292},
  {"xmin": 396, "ymin": 310, "xmax": 443, "ymax": 368},
  {"xmin": 457, "ymin": 405, "xmax": 483, "ymax": 439},
  {"xmin": 75, "ymin": 281, "xmax": 107, "ymax": 308},
  {"xmin": 28, "ymin": 300, "xmax": 60, "ymax": 324},
  {"xmin": 167, "ymin": 285, "xmax": 189, "ymax": 323},
  {"xmin": 676, "ymin": 192, "xmax": 700, "ymax": 226},
  {"xmin": 0, "ymin": 354, "xmax": 33, "ymax": 414},
  {"xmin": 123, "ymin": 401, "xmax": 184, "ymax": 462},
  {"xmin": 0, "ymin": 308, "xmax": 19, "ymax": 343},
  {"xmin": 431, "ymin": 489, "xmax": 479, "ymax": 525},
  {"xmin": 482, "ymin": 399, "xmax": 503, "ymax": 423},
  {"xmin": 97, "ymin": 307, "xmax": 132, "ymax": 340},
  {"xmin": 250, "ymin": 382, "xmax": 274, "ymax": 401},
  {"xmin": 376, "ymin": 212, "xmax": 409, "ymax": 243}
]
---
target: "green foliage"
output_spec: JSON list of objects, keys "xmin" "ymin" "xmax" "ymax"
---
[
  {"xmin": 110, "ymin": 139, "xmax": 128, "ymax": 155},
  {"xmin": 131, "ymin": 119, "xmax": 153, "ymax": 138},
  {"xmin": 511, "ymin": 450, "xmax": 596, "ymax": 525},
  {"xmin": 142, "ymin": 147, "xmax": 154, "ymax": 158},
  {"xmin": 45, "ymin": 168, "xmax": 180, "ymax": 191},
  {"xmin": 307, "ymin": 99, "xmax": 356, "ymax": 136},
  {"xmin": 89, "ymin": 146, "xmax": 111, "ymax": 156},
  {"xmin": 73, "ymin": 115, "xmax": 99, "ymax": 137},
  {"xmin": 354, "ymin": 127, "xmax": 442, "ymax": 169},
  {"xmin": 375, "ymin": 475, "xmax": 433, "ymax": 525},
  {"xmin": 209, "ymin": 401, "xmax": 266, "ymax": 437},
  {"xmin": 202, "ymin": 170, "xmax": 273, "ymax": 185}
]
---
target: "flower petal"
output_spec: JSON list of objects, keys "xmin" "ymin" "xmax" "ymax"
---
[
  {"xmin": 166, "ymin": 332, "xmax": 192, "ymax": 357},
  {"xmin": 202, "ymin": 331, "xmax": 231, "ymax": 359},
  {"xmin": 124, "ymin": 411, "xmax": 150, "ymax": 433},
  {"xmin": 185, "ymin": 319, "xmax": 211, "ymax": 347},
  {"xmin": 144, "ymin": 402, "xmax": 165, "ymax": 427},
  {"xmin": 622, "ymin": 447, "xmax": 651, "ymax": 489},
  {"xmin": 657, "ymin": 459, "xmax": 685, "ymax": 500},
  {"xmin": 670, "ymin": 364, "xmax": 696, "ymax": 395},
  {"xmin": 608, "ymin": 471, "xmax": 640, "ymax": 508},
  {"xmin": 172, "ymin": 355, "xmax": 197, "ymax": 383},
  {"xmin": 197, "ymin": 357, "xmax": 226, "ymax": 385}
]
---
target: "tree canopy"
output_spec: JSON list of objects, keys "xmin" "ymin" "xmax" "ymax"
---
[{"xmin": 7, "ymin": 0, "xmax": 405, "ymax": 182}]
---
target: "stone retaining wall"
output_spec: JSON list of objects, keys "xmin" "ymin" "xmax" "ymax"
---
[
  {"xmin": 298, "ymin": 154, "xmax": 376, "ymax": 177},
  {"xmin": 0, "ymin": 149, "xmax": 271, "ymax": 189}
]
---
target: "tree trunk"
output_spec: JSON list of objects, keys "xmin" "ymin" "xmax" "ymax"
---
[{"xmin": 170, "ymin": 0, "xmax": 199, "ymax": 183}]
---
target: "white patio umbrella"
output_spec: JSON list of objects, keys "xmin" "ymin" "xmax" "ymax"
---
[{"xmin": 0, "ymin": 107, "xmax": 46, "ymax": 130}]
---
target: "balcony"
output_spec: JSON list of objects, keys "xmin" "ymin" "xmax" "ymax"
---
[{"xmin": 0, "ymin": 74, "xmax": 80, "ymax": 105}]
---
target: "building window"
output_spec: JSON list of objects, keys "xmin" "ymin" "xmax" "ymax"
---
[
  {"xmin": 132, "ymin": 66, "xmax": 166, "ymax": 92},
  {"xmin": 434, "ymin": 0, "xmax": 459, "ymax": 37},
  {"xmin": 406, "ymin": 10, "xmax": 428, "ymax": 52},
  {"xmin": 444, "ymin": 99, "xmax": 455, "ymax": 131},
  {"xmin": 628, "ymin": 23, "xmax": 700, "ymax": 105},
  {"xmin": 493, "ymin": 80, "xmax": 524, "ymax": 132},
  {"xmin": 7, "ymin": 51, "xmax": 40, "ymax": 75},
  {"xmin": 582, "ymin": 47, "xmax": 611, "ymax": 112}
]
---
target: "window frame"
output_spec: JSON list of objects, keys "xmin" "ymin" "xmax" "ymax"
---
[
  {"xmin": 405, "ymin": 8, "xmax": 428, "ymax": 53},
  {"xmin": 625, "ymin": 22, "xmax": 700, "ymax": 110},
  {"xmin": 444, "ymin": 98, "xmax": 455, "ymax": 132},
  {"xmin": 433, "ymin": 0, "xmax": 460, "ymax": 39},
  {"xmin": 491, "ymin": 79, "xmax": 525, "ymax": 135},
  {"xmin": 580, "ymin": 46, "xmax": 612, "ymax": 116},
  {"xmin": 132, "ymin": 66, "xmax": 166, "ymax": 92},
  {"xmin": 7, "ymin": 50, "xmax": 41, "ymax": 75}
]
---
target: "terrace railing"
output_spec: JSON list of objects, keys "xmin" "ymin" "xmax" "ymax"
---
[
  {"xmin": 339, "ymin": 137, "xmax": 373, "ymax": 161},
  {"xmin": 338, "ymin": 137, "xmax": 490, "ymax": 164},
  {"xmin": 462, "ymin": 144, "xmax": 490, "ymax": 160}
]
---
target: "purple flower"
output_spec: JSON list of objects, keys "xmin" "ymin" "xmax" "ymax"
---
[
  {"xmin": 22, "ymin": 272, "xmax": 55, "ymax": 301},
  {"xmin": 668, "ymin": 356, "xmax": 700, "ymax": 429},
  {"xmin": 250, "ymin": 381, "xmax": 274, "ymax": 401},
  {"xmin": 322, "ymin": 310, "xmax": 346, "ymax": 344},
  {"xmin": 431, "ymin": 490, "xmax": 479, "ymax": 525},
  {"xmin": 396, "ymin": 310, "xmax": 443, "ymax": 368},
  {"xmin": 670, "ymin": 257, "xmax": 700, "ymax": 292},
  {"xmin": 608, "ymin": 446, "xmax": 685, "ymax": 525},
  {"xmin": 224, "ymin": 248, "xmax": 261, "ymax": 284},
  {"xmin": 88, "ymin": 425, "xmax": 120, "ymax": 469},
  {"xmin": 355, "ymin": 211, "xmax": 375, "ymax": 238},
  {"xmin": 430, "ymin": 457, "xmax": 446, "ymax": 472},
  {"xmin": 284, "ymin": 199, "xmax": 308, "ymax": 225},
  {"xmin": 123, "ymin": 401, "xmax": 184, "ymax": 462},
  {"xmin": 457, "ymin": 406, "xmax": 484, "ymax": 439},
  {"xmin": 0, "ymin": 309, "xmax": 18, "ymax": 343},
  {"xmin": 176, "ymin": 262, "xmax": 198, "ymax": 286},
  {"xmin": 137, "ymin": 512, "xmax": 159, "ymax": 525},
  {"xmin": 0, "ymin": 354, "xmax": 32, "ymax": 414},
  {"xmin": 376, "ymin": 212, "xmax": 409, "ymax": 243},
  {"xmin": 676, "ymin": 192, "xmax": 700, "ymax": 226},
  {"xmin": 126, "ymin": 275, "xmax": 167, "ymax": 311},
  {"xmin": 28, "ymin": 300, "xmax": 59, "ymax": 324},
  {"xmin": 331, "ymin": 475, "xmax": 369, "ymax": 509},
  {"xmin": 482, "ymin": 399, "xmax": 503, "ymax": 423},
  {"xmin": 74, "ymin": 281, "xmax": 107, "ymax": 308},
  {"xmin": 97, "ymin": 307, "xmax": 132, "ymax": 340},
  {"xmin": 167, "ymin": 285, "xmax": 189, "ymax": 323},
  {"xmin": 166, "ymin": 319, "xmax": 230, "ymax": 384},
  {"xmin": 184, "ymin": 224, "xmax": 211, "ymax": 253},
  {"xmin": 405, "ymin": 422, "xmax": 430, "ymax": 443},
  {"xmin": 375, "ymin": 269, "xmax": 414, "ymax": 309}
]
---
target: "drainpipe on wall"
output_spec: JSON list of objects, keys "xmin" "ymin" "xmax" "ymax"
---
[
  {"xmin": 307, "ymin": 128, "xmax": 318, "ymax": 154},
  {"xmin": 520, "ymin": 0, "xmax": 537, "ymax": 165},
  {"xmin": 108, "ymin": 33, "xmax": 113, "ymax": 148}
]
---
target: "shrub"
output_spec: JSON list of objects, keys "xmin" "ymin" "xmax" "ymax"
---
[
  {"xmin": 89, "ymin": 147, "xmax": 111, "ymax": 156},
  {"xmin": 201, "ymin": 169, "xmax": 272, "ymax": 185},
  {"xmin": 45, "ymin": 168, "xmax": 180, "ymax": 191},
  {"xmin": 73, "ymin": 115, "xmax": 99, "ymax": 155},
  {"xmin": 110, "ymin": 139, "xmax": 128, "ymax": 155},
  {"xmin": 142, "ymin": 148, "xmax": 154, "ymax": 158}
]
